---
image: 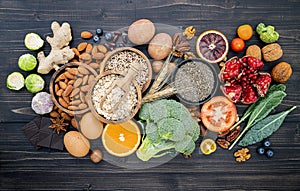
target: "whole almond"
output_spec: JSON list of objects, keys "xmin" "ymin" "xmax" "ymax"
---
[
  {"xmin": 58, "ymin": 97, "xmax": 68, "ymax": 108},
  {"xmin": 79, "ymin": 53, "xmax": 92, "ymax": 61},
  {"xmin": 74, "ymin": 78, "xmax": 83, "ymax": 88},
  {"xmin": 85, "ymin": 43, "xmax": 93, "ymax": 53},
  {"xmin": 77, "ymin": 42, "xmax": 88, "ymax": 52},
  {"xmin": 66, "ymin": 68, "xmax": 78, "ymax": 75},
  {"xmin": 81, "ymin": 31, "xmax": 93, "ymax": 39},
  {"xmin": 50, "ymin": 111, "xmax": 60, "ymax": 118},
  {"xmin": 56, "ymin": 89, "xmax": 64, "ymax": 97},
  {"xmin": 68, "ymin": 80, "xmax": 74, "ymax": 85},
  {"xmin": 55, "ymin": 84, "xmax": 59, "ymax": 92},
  {"xmin": 70, "ymin": 88, "xmax": 80, "ymax": 97},
  {"xmin": 92, "ymin": 52, "xmax": 105, "ymax": 60},
  {"xmin": 59, "ymin": 81, "xmax": 67, "ymax": 90},
  {"xmin": 78, "ymin": 103, "xmax": 88, "ymax": 110},
  {"xmin": 72, "ymin": 48, "xmax": 80, "ymax": 57},
  {"xmin": 71, "ymin": 118, "xmax": 79, "ymax": 129},
  {"xmin": 78, "ymin": 66, "xmax": 90, "ymax": 75},
  {"xmin": 64, "ymin": 71, "xmax": 75, "ymax": 80},
  {"xmin": 81, "ymin": 85, "xmax": 90, "ymax": 92},
  {"xmin": 55, "ymin": 73, "xmax": 66, "ymax": 82},
  {"xmin": 64, "ymin": 84, "xmax": 73, "ymax": 97},
  {"xmin": 92, "ymin": 46, "xmax": 98, "ymax": 56},
  {"xmin": 97, "ymin": 45, "xmax": 107, "ymax": 54}
]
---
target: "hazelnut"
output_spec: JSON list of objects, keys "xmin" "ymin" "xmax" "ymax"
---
[
  {"xmin": 271, "ymin": 62, "xmax": 292, "ymax": 83},
  {"xmin": 246, "ymin": 45, "xmax": 261, "ymax": 60},
  {"xmin": 152, "ymin": 60, "xmax": 163, "ymax": 73},
  {"xmin": 262, "ymin": 43, "xmax": 283, "ymax": 62},
  {"xmin": 90, "ymin": 149, "xmax": 103, "ymax": 163}
]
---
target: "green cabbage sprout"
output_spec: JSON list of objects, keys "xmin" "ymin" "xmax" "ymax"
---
[
  {"xmin": 18, "ymin": 53, "xmax": 37, "ymax": 71},
  {"xmin": 25, "ymin": 74, "xmax": 45, "ymax": 93}
]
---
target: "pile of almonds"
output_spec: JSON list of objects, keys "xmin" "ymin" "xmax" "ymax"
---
[{"xmin": 52, "ymin": 64, "xmax": 96, "ymax": 113}]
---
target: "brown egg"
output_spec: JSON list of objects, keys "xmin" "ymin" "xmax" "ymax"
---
[
  {"xmin": 90, "ymin": 149, "xmax": 103, "ymax": 163},
  {"xmin": 148, "ymin": 33, "xmax": 172, "ymax": 60},
  {"xmin": 128, "ymin": 19, "xmax": 155, "ymax": 45},
  {"xmin": 64, "ymin": 131, "xmax": 90, "ymax": 157},
  {"xmin": 80, "ymin": 112, "xmax": 103, "ymax": 140}
]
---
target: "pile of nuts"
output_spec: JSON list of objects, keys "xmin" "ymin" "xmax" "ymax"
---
[
  {"xmin": 71, "ymin": 43, "xmax": 110, "ymax": 74},
  {"xmin": 50, "ymin": 105, "xmax": 78, "ymax": 129},
  {"xmin": 52, "ymin": 64, "xmax": 96, "ymax": 113},
  {"xmin": 216, "ymin": 126, "xmax": 241, "ymax": 149},
  {"xmin": 234, "ymin": 148, "xmax": 251, "ymax": 162}
]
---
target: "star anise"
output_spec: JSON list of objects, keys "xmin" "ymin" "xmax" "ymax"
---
[{"xmin": 49, "ymin": 117, "xmax": 68, "ymax": 134}]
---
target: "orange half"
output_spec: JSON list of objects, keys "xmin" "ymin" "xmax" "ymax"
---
[{"xmin": 102, "ymin": 120, "xmax": 141, "ymax": 157}]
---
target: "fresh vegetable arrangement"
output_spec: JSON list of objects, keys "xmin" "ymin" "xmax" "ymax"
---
[{"xmin": 7, "ymin": 19, "xmax": 296, "ymax": 168}]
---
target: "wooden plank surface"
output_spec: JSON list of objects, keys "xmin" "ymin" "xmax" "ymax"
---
[{"xmin": 1, "ymin": 0, "xmax": 300, "ymax": 190}]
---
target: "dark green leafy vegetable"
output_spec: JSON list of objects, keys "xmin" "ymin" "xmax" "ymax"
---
[
  {"xmin": 229, "ymin": 85, "xmax": 287, "ymax": 150},
  {"xmin": 238, "ymin": 106, "xmax": 296, "ymax": 146}
]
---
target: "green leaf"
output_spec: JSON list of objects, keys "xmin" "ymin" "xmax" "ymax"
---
[
  {"xmin": 239, "ymin": 106, "xmax": 296, "ymax": 146},
  {"xmin": 247, "ymin": 90, "xmax": 286, "ymax": 128}
]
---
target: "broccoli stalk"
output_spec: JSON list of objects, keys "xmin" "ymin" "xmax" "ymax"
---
[{"xmin": 136, "ymin": 136, "xmax": 175, "ymax": 161}]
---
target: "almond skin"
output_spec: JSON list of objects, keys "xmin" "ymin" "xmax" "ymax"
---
[{"xmin": 81, "ymin": 31, "xmax": 93, "ymax": 39}]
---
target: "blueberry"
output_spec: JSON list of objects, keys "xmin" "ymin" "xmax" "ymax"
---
[
  {"xmin": 263, "ymin": 140, "xmax": 271, "ymax": 147},
  {"xmin": 265, "ymin": 149, "xmax": 274, "ymax": 158},
  {"xmin": 256, "ymin": 147, "xmax": 265, "ymax": 155},
  {"xmin": 104, "ymin": 32, "xmax": 113, "ymax": 41},
  {"xmin": 96, "ymin": 28, "xmax": 103, "ymax": 36},
  {"xmin": 93, "ymin": 35, "xmax": 100, "ymax": 42}
]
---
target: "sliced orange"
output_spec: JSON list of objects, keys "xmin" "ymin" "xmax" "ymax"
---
[
  {"xmin": 200, "ymin": 138, "xmax": 217, "ymax": 155},
  {"xmin": 102, "ymin": 120, "xmax": 141, "ymax": 157}
]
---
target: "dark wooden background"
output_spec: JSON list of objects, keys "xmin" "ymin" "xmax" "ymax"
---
[{"xmin": 1, "ymin": 0, "xmax": 300, "ymax": 190}]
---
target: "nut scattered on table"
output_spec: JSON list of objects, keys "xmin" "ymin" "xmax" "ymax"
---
[
  {"xmin": 183, "ymin": 26, "xmax": 196, "ymax": 40},
  {"xmin": 234, "ymin": 148, "xmax": 251, "ymax": 162},
  {"xmin": 246, "ymin": 45, "xmax": 262, "ymax": 60},
  {"xmin": 271, "ymin": 61, "xmax": 292, "ymax": 83},
  {"xmin": 262, "ymin": 43, "xmax": 283, "ymax": 62}
]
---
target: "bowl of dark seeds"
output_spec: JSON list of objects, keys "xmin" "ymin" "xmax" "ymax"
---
[{"xmin": 172, "ymin": 58, "xmax": 219, "ymax": 105}]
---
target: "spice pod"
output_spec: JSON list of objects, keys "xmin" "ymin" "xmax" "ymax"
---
[
  {"xmin": 99, "ymin": 47, "xmax": 152, "ymax": 93},
  {"xmin": 171, "ymin": 58, "xmax": 219, "ymax": 106},
  {"xmin": 49, "ymin": 62, "xmax": 98, "ymax": 115},
  {"xmin": 87, "ymin": 70, "xmax": 142, "ymax": 124}
]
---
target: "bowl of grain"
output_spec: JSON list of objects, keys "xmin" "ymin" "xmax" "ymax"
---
[
  {"xmin": 50, "ymin": 62, "xmax": 98, "ymax": 115},
  {"xmin": 172, "ymin": 58, "xmax": 219, "ymax": 106},
  {"xmin": 100, "ymin": 47, "xmax": 152, "ymax": 93},
  {"xmin": 87, "ymin": 70, "xmax": 142, "ymax": 124}
]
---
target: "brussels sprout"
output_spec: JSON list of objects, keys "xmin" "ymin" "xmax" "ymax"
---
[
  {"xmin": 31, "ymin": 92, "xmax": 54, "ymax": 114},
  {"xmin": 18, "ymin": 53, "xmax": 37, "ymax": 71},
  {"xmin": 24, "ymin": 33, "xmax": 44, "ymax": 50},
  {"xmin": 6, "ymin": 72, "xmax": 25, "ymax": 90},
  {"xmin": 25, "ymin": 74, "xmax": 45, "ymax": 93}
]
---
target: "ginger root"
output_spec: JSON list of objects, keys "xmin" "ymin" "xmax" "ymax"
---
[{"xmin": 37, "ymin": 21, "xmax": 74, "ymax": 74}]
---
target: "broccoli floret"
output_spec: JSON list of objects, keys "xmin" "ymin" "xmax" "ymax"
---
[
  {"xmin": 256, "ymin": 23, "xmax": 279, "ymax": 43},
  {"xmin": 157, "ymin": 118, "xmax": 185, "ymax": 141},
  {"xmin": 136, "ymin": 99, "xmax": 200, "ymax": 161},
  {"xmin": 145, "ymin": 121, "xmax": 159, "ymax": 143}
]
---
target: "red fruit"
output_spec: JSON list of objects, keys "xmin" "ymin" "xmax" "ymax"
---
[
  {"xmin": 220, "ymin": 57, "xmax": 242, "ymax": 81},
  {"xmin": 222, "ymin": 84, "xmax": 242, "ymax": 103},
  {"xmin": 247, "ymin": 56, "xmax": 264, "ymax": 71},
  {"xmin": 230, "ymin": 38, "xmax": 245, "ymax": 52},
  {"xmin": 241, "ymin": 85, "xmax": 258, "ymax": 104},
  {"xmin": 220, "ymin": 56, "xmax": 270, "ymax": 104},
  {"xmin": 254, "ymin": 73, "xmax": 272, "ymax": 97}
]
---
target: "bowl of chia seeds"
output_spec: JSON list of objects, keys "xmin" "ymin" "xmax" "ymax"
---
[{"xmin": 172, "ymin": 58, "xmax": 219, "ymax": 106}]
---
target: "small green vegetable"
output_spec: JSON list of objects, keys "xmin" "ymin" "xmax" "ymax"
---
[
  {"xmin": 24, "ymin": 33, "xmax": 44, "ymax": 50},
  {"xmin": 239, "ymin": 106, "xmax": 296, "ymax": 146},
  {"xmin": 136, "ymin": 99, "xmax": 200, "ymax": 161},
  {"xmin": 18, "ymin": 53, "xmax": 37, "ymax": 71},
  {"xmin": 256, "ymin": 23, "xmax": 279, "ymax": 43},
  {"xmin": 6, "ymin": 72, "xmax": 25, "ymax": 90},
  {"xmin": 25, "ymin": 74, "xmax": 45, "ymax": 93}
]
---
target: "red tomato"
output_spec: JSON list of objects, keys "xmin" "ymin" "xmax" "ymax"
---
[
  {"xmin": 230, "ymin": 38, "xmax": 245, "ymax": 52},
  {"xmin": 200, "ymin": 96, "xmax": 237, "ymax": 133}
]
